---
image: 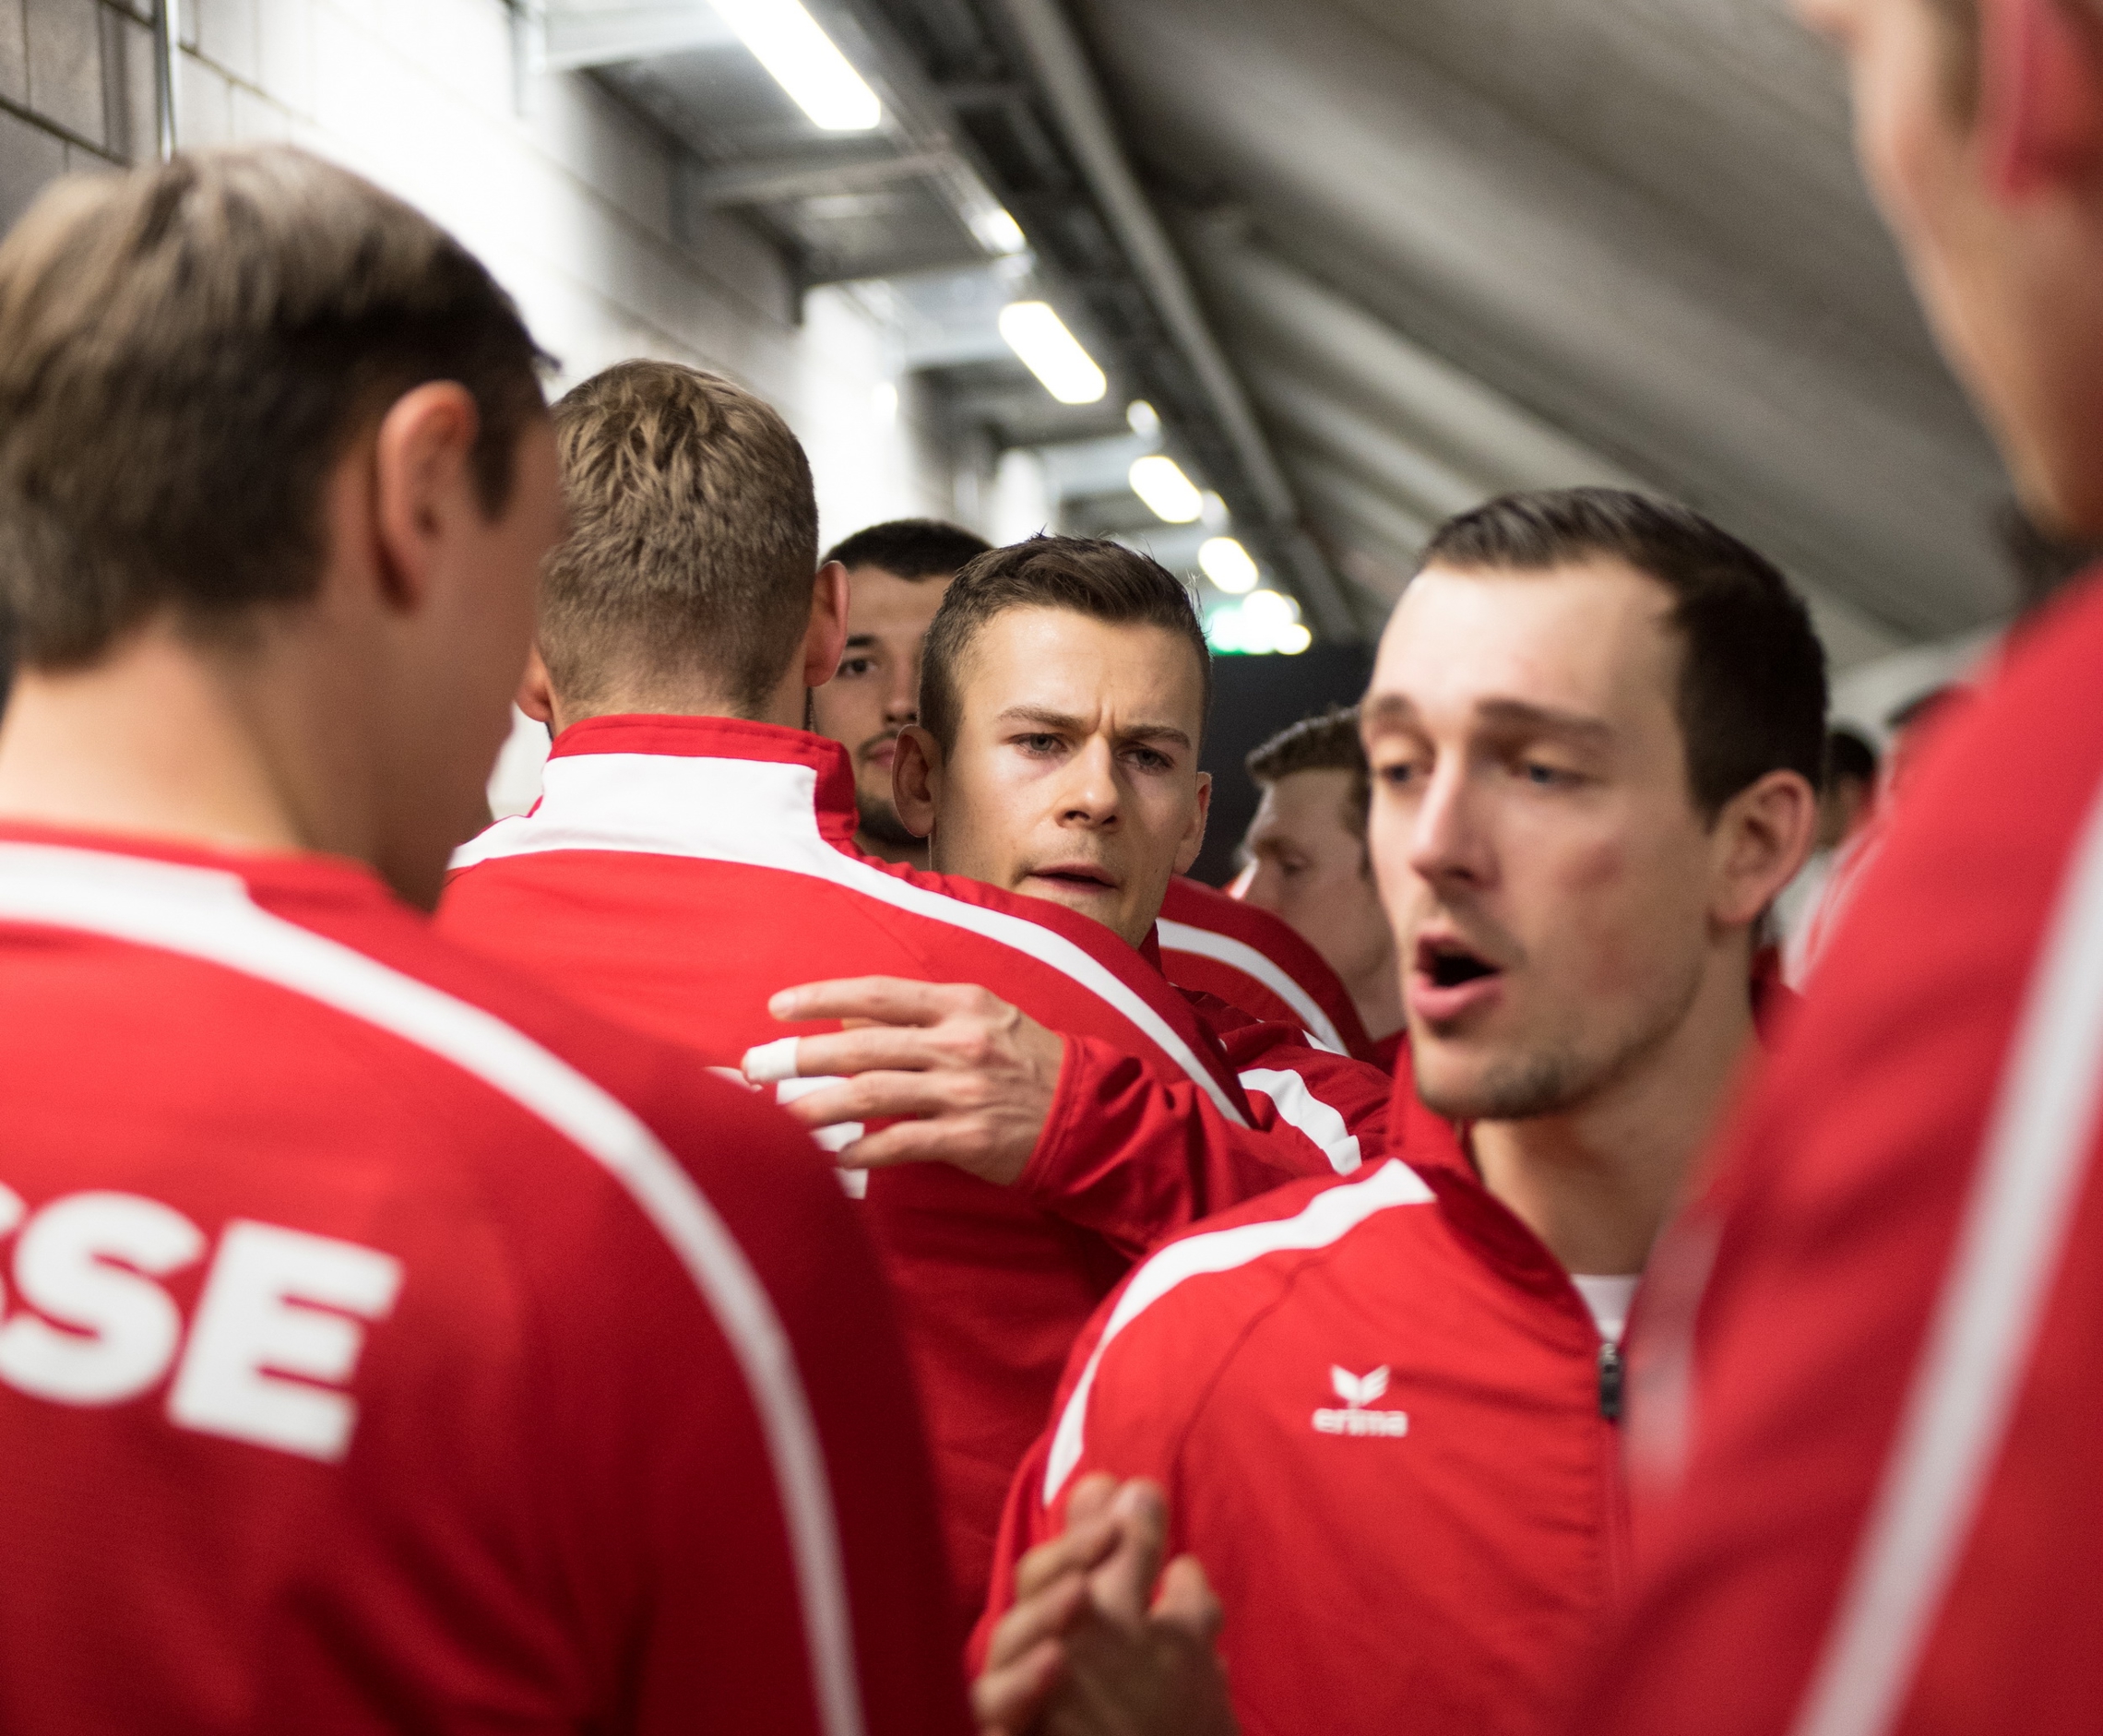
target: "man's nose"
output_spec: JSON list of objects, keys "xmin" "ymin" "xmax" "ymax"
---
[
  {"xmin": 882, "ymin": 667, "xmax": 918, "ymax": 725},
  {"xmin": 1406, "ymin": 761, "xmax": 1491, "ymax": 888},
  {"xmin": 1058, "ymin": 739, "xmax": 1121, "ymax": 825}
]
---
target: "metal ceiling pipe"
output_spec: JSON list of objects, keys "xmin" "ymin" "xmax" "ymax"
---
[
  {"xmin": 154, "ymin": 0, "xmax": 181, "ymax": 161},
  {"xmin": 991, "ymin": 0, "xmax": 1362, "ymax": 640}
]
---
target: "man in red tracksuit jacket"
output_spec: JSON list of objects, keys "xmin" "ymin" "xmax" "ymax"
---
[
  {"xmin": 774, "ymin": 534, "xmax": 1395, "ymax": 1222},
  {"xmin": 977, "ymin": 488, "xmax": 1823, "ymax": 1736},
  {"xmin": 437, "ymin": 364, "xmax": 1382, "ymax": 1614},
  {"xmin": 1571, "ymin": 2, "xmax": 2103, "ymax": 1730},
  {"xmin": 0, "ymin": 147, "xmax": 964, "ymax": 1736}
]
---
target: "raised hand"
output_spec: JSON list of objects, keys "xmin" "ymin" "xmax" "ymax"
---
[{"xmin": 747, "ymin": 977, "xmax": 1067, "ymax": 1186}]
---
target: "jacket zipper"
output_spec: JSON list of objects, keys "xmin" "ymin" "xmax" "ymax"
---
[{"xmin": 1597, "ymin": 1338, "xmax": 1623, "ymax": 1422}]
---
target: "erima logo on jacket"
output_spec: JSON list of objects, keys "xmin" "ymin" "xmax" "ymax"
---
[{"xmin": 1313, "ymin": 1363, "xmax": 1409, "ymax": 1436}]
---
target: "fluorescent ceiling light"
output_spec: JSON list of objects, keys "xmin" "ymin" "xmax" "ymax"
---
[
  {"xmin": 999, "ymin": 301, "xmax": 1107, "ymax": 404},
  {"xmin": 1126, "ymin": 398, "xmax": 1160, "ymax": 439},
  {"xmin": 711, "ymin": 0, "xmax": 882, "ymax": 131},
  {"xmin": 971, "ymin": 206, "xmax": 1028, "ymax": 255},
  {"xmin": 1129, "ymin": 454, "xmax": 1204, "ymax": 524},
  {"xmin": 1199, "ymin": 535, "xmax": 1258, "ymax": 594},
  {"xmin": 1205, "ymin": 589, "xmax": 1309, "ymax": 656}
]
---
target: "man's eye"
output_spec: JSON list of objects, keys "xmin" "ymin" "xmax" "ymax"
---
[
  {"xmin": 1127, "ymin": 748, "xmax": 1171, "ymax": 772},
  {"xmin": 837, "ymin": 657, "xmax": 876, "ymax": 679},
  {"xmin": 1375, "ymin": 759, "xmax": 1423, "ymax": 789},
  {"xmin": 1017, "ymin": 733, "xmax": 1063, "ymax": 754},
  {"xmin": 1520, "ymin": 761, "xmax": 1579, "ymax": 790}
]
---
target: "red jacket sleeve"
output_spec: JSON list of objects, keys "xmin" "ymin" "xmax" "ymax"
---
[{"xmin": 1013, "ymin": 1006, "xmax": 1393, "ymax": 1259}]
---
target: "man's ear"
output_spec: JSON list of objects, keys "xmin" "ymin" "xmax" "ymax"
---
[
  {"xmin": 1984, "ymin": 0, "xmax": 2103, "ymax": 197},
  {"xmin": 892, "ymin": 724, "xmax": 940, "ymax": 840},
  {"xmin": 1709, "ymin": 768, "xmax": 1819, "ymax": 931},
  {"xmin": 370, "ymin": 382, "xmax": 483, "ymax": 615},
  {"xmin": 1173, "ymin": 770, "xmax": 1213, "ymax": 876},
  {"xmin": 802, "ymin": 561, "xmax": 852, "ymax": 690},
  {"xmin": 516, "ymin": 644, "xmax": 556, "ymax": 733}
]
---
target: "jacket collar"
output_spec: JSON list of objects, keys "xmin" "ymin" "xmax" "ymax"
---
[
  {"xmin": 1386, "ymin": 965, "xmax": 1798, "ymax": 1309},
  {"xmin": 538, "ymin": 714, "xmax": 861, "ymax": 850}
]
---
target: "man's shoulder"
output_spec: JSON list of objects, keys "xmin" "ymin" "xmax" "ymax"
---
[
  {"xmin": 0, "ymin": 834, "xmax": 822, "ymax": 1205},
  {"xmin": 1095, "ymin": 1160, "xmax": 1444, "ymax": 1368}
]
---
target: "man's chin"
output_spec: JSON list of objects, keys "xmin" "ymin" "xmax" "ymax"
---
[
  {"xmin": 1411, "ymin": 1040, "xmax": 1584, "ymax": 1124},
  {"xmin": 1013, "ymin": 875, "xmax": 1148, "ymax": 945}
]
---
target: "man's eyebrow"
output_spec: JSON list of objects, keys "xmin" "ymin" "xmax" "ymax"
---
[
  {"xmin": 843, "ymin": 633, "xmax": 878, "ymax": 648},
  {"xmin": 994, "ymin": 707, "xmax": 1194, "ymax": 751},
  {"xmin": 1359, "ymin": 691, "xmax": 1611, "ymax": 747},
  {"xmin": 1360, "ymin": 692, "xmax": 1416, "ymax": 731},
  {"xmin": 1474, "ymin": 698, "xmax": 1615, "ymax": 744}
]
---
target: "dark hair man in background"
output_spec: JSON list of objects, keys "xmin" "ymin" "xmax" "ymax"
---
[
  {"xmin": 810, "ymin": 517, "xmax": 990, "ymax": 869},
  {"xmin": 979, "ymin": 490, "xmax": 1821, "ymax": 1736},
  {"xmin": 1235, "ymin": 707, "xmax": 1406, "ymax": 1067},
  {"xmin": 1820, "ymin": 725, "xmax": 1881, "ymax": 848},
  {"xmin": 0, "ymin": 147, "xmax": 965, "ymax": 1736},
  {"xmin": 1776, "ymin": 723, "xmax": 1882, "ymax": 983},
  {"xmin": 438, "ymin": 368, "xmax": 1349, "ymax": 1619}
]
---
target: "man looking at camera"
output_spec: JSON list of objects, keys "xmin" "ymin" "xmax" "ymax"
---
[{"xmin": 809, "ymin": 517, "xmax": 989, "ymax": 870}]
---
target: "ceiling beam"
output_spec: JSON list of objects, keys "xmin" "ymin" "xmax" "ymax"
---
[
  {"xmin": 688, "ymin": 149, "xmax": 954, "ymax": 208},
  {"xmin": 990, "ymin": 0, "xmax": 1362, "ymax": 641}
]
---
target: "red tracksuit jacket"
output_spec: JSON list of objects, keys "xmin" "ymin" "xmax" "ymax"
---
[
  {"xmin": 1157, "ymin": 875, "xmax": 1376, "ymax": 1061},
  {"xmin": 437, "ymin": 714, "xmax": 1387, "ymax": 1610},
  {"xmin": 0, "ymin": 826, "xmax": 965, "ymax": 1736},
  {"xmin": 981, "ymin": 1079, "xmax": 1633, "ymax": 1736},
  {"xmin": 1572, "ymin": 571, "xmax": 2103, "ymax": 1733}
]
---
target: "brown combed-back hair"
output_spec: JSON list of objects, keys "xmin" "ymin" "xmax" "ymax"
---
[
  {"xmin": 1420, "ymin": 487, "xmax": 1827, "ymax": 819},
  {"xmin": 918, "ymin": 535, "xmax": 1213, "ymax": 752},
  {"xmin": 0, "ymin": 145, "xmax": 550, "ymax": 668},
  {"xmin": 1247, "ymin": 706, "xmax": 1371, "ymax": 839},
  {"xmin": 543, "ymin": 360, "xmax": 819, "ymax": 716}
]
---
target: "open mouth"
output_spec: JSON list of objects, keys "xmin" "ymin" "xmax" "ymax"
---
[
  {"xmin": 1417, "ymin": 935, "xmax": 1500, "ymax": 989},
  {"xmin": 1031, "ymin": 863, "xmax": 1118, "ymax": 892}
]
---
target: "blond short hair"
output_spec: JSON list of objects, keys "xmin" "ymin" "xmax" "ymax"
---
[{"xmin": 542, "ymin": 360, "xmax": 819, "ymax": 716}]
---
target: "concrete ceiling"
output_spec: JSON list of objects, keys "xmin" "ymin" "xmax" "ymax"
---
[
  {"xmin": 1065, "ymin": 0, "xmax": 2017, "ymax": 662},
  {"xmin": 578, "ymin": 0, "xmax": 2021, "ymax": 667}
]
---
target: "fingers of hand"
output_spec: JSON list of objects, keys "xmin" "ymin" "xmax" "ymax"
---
[
  {"xmin": 1153, "ymin": 1555, "xmax": 1224, "ymax": 1644},
  {"xmin": 768, "ymin": 977, "xmax": 966, "ymax": 1027},
  {"xmin": 1014, "ymin": 1482, "xmax": 1123, "ymax": 1601},
  {"xmin": 1089, "ymin": 1480, "xmax": 1170, "ymax": 1627},
  {"xmin": 833, "ymin": 1112, "xmax": 1036, "ymax": 1184},
  {"xmin": 776, "ymin": 1073, "xmax": 956, "ymax": 1132},
  {"xmin": 784, "ymin": 1026, "xmax": 945, "ymax": 1081},
  {"xmin": 970, "ymin": 1636, "xmax": 1066, "ymax": 1736},
  {"xmin": 985, "ymin": 1570, "xmax": 1090, "ymax": 1671}
]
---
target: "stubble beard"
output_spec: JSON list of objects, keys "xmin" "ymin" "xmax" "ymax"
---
[
  {"xmin": 856, "ymin": 788, "xmax": 922, "ymax": 851},
  {"xmin": 1415, "ymin": 958, "xmax": 1705, "ymax": 1124}
]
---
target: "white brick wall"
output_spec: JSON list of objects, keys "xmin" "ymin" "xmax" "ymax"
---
[{"xmin": 0, "ymin": 0, "xmax": 956, "ymax": 545}]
